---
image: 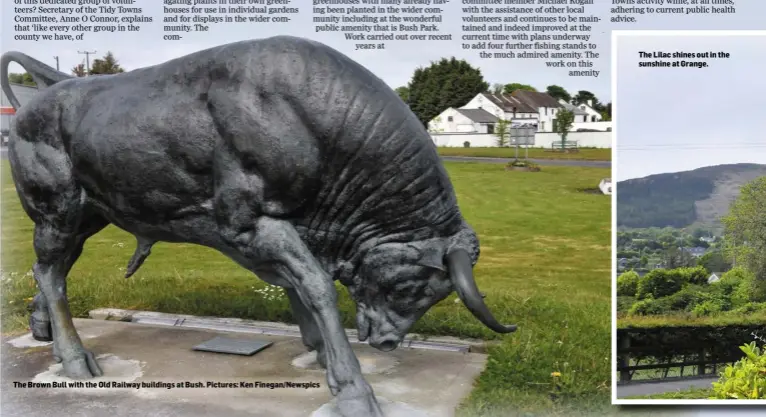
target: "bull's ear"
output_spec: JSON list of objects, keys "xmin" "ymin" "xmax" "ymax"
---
[{"xmin": 416, "ymin": 246, "xmax": 446, "ymax": 271}]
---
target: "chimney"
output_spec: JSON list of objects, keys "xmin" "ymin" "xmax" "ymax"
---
[{"xmin": 586, "ymin": 99, "xmax": 593, "ymax": 107}]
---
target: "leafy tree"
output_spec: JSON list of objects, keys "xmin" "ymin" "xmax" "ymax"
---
[
  {"xmin": 7, "ymin": 72, "xmax": 35, "ymax": 86},
  {"xmin": 545, "ymin": 85, "xmax": 571, "ymax": 103},
  {"xmin": 553, "ymin": 108, "xmax": 574, "ymax": 150},
  {"xmin": 662, "ymin": 246, "xmax": 695, "ymax": 269},
  {"xmin": 72, "ymin": 64, "xmax": 87, "ymax": 77},
  {"xmin": 490, "ymin": 83, "xmax": 504, "ymax": 95},
  {"xmin": 502, "ymin": 83, "xmax": 536, "ymax": 94},
  {"xmin": 698, "ymin": 250, "xmax": 732, "ymax": 273},
  {"xmin": 572, "ymin": 90, "xmax": 597, "ymax": 106},
  {"xmin": 601, "ymin": 102, "xmax": 612, "ymax": 121},
  {"xmin": 723, "ymin": 176, "xmax": 766, "ymax": 296},
  {"xmin": 407, "ymin": 58, "xmax": 488, "ymax": 127},
  {"xmin": 617, "ymin": 271, "xmax": 640, "ymax": 296},
  {"xmin": 88, "ymin": 52, "xmax": 125, "ymax": 75},
  {"xmin": 493, "ymin": 118, "xmax": 511, "ymax": 147},
  {"xmin": 394, "ymin": 86, "xmax": 409, "ymax": 104}
]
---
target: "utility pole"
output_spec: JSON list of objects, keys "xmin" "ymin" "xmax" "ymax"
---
[
  {"xmin": 53, "ymin": 56, "xmax": 59, "ymax": 71},
  {"xmin": 77, "ymin": 50, "xmax": 96, "ymax": 75}
]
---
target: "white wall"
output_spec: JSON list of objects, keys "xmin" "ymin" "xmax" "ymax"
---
[
  {"xmin": 432, "ymin": 133, "xmax": 498, "ymax": 147},
  {"xmin": 429, "ymin": 108, "xmax": 476, "ymax": 133},
  {"xmin": 431, "ymin": 131, "xmax": 612, "ymax": 148},
  {"xmin": 572, "ymin": 121, "xmax": 612, "ymax": 131}
]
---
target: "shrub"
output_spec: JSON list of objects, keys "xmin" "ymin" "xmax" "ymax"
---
[
  {"xmin": 617, "ymin": 271, "xmax": 639, "ymax": 296},
  {"xmin": 692, "ymin": 300, "xmax": 724, "ymax": 317},
  {"xmin": 665, "ymin": 285, "xmax": 707, "ymax": 311},
  {"xmin": 636, "ymin": 269, "xmax": 684, "ymax": 299},
  {"xmin": 617, "ymin": 296, "xmax": 636, "ymax": 314},
  {"xmin": 675, "ymin": 266, "xmax": 709, "ymax": 286},
  {"xmin": 731, "ymin": 302, "xmax": 766, "ymax": 315},
  {"xmin": 629, "ymin": 298, "xmax": 673, "ymax": 316},
  {"xmin": 463, "ymin": 141, "xmax": 470, "ymax": 148},
  {"xmin": 711, "ymin": 342, "xmax": 766, "ymax": 399},
  {"xmin": 727, "ymin": 267, "xmax": 760, "ymax": 307}
]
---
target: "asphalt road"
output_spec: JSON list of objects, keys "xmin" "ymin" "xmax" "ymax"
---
[
  {"xmin": 1, "ymin": 148, "xmax": 610, "ymax": 168},
  {"xmin": 616, "ymin": 376, "xmax": 718, "ymax": 398}
]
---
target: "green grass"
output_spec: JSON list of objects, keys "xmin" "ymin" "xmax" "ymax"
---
[
  {"xmin": 1, "ymin": 161, "xmax": 616, "ymax": 416},
  {"xmin": 626, "ymin": 387, "xmax": 714, "ymax": 400},
  {"xmin": 437, "ymin": 146, "xmax": 612, "ymax": 161}
]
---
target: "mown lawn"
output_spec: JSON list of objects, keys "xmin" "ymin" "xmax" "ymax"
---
[
  {"xmin": 2, "ymin": 161, "xmax": 617, "ymax": 416},
  {"xmin": 437, "ymin": 146, "xmax": 612, "ymax": 161}
]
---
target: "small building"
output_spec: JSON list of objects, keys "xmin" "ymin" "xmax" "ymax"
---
[
  {"xmin": 708, "ymin": 272, "xmax": 722, "ymax": 284},
  {"xmin": 428, "ymin": 107, "xmax": 499, "ymax": 134},
  {"xmin": 599, "ymin": 178, "xmax": 612, "ymax": 195}
]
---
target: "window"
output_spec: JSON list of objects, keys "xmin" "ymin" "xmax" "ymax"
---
[
  {"xmin": 447, "ymin": 116, "xmax": 453, "ymax": 122},
  {"xmin": 544, "ymin": 108, "xmax": 547, "ymax": 115},
  {"xmin": 540, "ymin": 121, "xmax": 545, "ymax": 131},
  {"xmin": 591, "ymin": 115, "xmax": 596, "ymax": 122},
  {"xmin": 486, "ymin": 123, "xmax": 495, "ymax": 134},
  {"xmin": 583, "ymin": 116, "xmax": 587, "ymax": 122}
]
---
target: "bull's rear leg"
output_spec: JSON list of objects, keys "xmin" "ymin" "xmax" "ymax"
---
[
  {"xmin": 28, "ymin": 216, "xmax": 109, "ymax": 352},
  {"xmin": 33, "ymin": 218, "xmax": 104, "ymax": 378},
  {"xmin": 287, "ymin": 288, "xmax": 327, "ymax": 368}
]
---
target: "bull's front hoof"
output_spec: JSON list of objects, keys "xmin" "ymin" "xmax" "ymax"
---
[
  {"xmin": 62, "ymin": 349, "xmax": 103, "ymax": 379},
  {"xmin": 29, "ymin": 314, "xmax": 53, "ymax": 342},
  {"xmin": 334, "ymin": 379, "xmax": 384, "ymax": 417}
]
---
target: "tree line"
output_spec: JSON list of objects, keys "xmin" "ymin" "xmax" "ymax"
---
[{"xmin": 7, "ymin": 51, "xmax": 124, "ymax": 86}]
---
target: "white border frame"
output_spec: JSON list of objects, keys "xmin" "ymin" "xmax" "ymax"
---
[{"xmin": 611, "ymin": 29, "xmax": 766, "ymax": 406}]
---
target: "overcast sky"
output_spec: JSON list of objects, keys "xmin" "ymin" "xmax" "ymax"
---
[
  {"xmin": 2, "ymin": 2, "xmax": 765, "ymax": 106},
  {"xmin": 616, "ymin": 33, "xmax": 766, "ymax": 181}
]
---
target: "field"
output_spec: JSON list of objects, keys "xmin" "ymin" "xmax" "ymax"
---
[
  {"xmin": 436, "ymin": 146, "xmax": 612, "ymax": 161},
  {"xmin": 1, "ymin": 161, "xmax": 614, "ymax": 416}
]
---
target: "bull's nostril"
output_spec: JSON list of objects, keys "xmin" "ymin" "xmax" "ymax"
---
[{"xmin": 377, "ymin": 340, "xmax": 398, "ymax": 352}]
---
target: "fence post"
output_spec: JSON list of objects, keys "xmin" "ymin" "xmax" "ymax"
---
[
  {"xmin": 618, "ymin": 332, "xmax": 631, "ymax": 382},
  {"xmin": 697, "ymin": 349, "xmax": 706, "ymax": 376}
]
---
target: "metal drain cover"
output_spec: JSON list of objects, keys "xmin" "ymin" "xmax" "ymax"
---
[{"xmin": 192, "ymin": 336, "xmax": 273, "ymax": 356}]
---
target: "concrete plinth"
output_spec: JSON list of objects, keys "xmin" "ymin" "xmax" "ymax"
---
[{"xmin": 3, "ymin": 318, "xmax": 487, "ymax": 417}]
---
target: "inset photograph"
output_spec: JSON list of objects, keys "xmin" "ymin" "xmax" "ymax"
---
[{"xmin": 613, "ymin": 31, "xmax": 766, "ymax": 403}]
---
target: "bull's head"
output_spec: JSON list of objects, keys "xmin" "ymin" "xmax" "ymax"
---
[{"xmin": 351, "ymin": 224, "xmax": 516, "ymax": 351}]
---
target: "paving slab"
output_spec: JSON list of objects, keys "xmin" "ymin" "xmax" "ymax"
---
[{"xmin": 1, "ymin": 318, "xmax": 487, "ymax": 417}]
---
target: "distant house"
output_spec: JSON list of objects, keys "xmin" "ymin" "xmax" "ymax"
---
[
  {"xmin": 708, "ymin": 272, "xmax": 722, "ymax": 284},
  {"xmin": 700, "ymin": 236, "xmax": 716, "ymax": 244},
  {"xmin": 617, "ymin": 258, "xmax": 628, "ymax": 271},
  {"xmin": 599, "ymin": 178, "xmax": 612, "ymax": 195},
  {"xmin": 428, "ymin": 90, "xmax": 611, "ymax": 135},
  {"xmin": 563, "ymin": 99, "xmax": 603, "ymax": 123},
  {"xmin": 558, "ymin": 99, "xmax": 592, "ymax": 123},
  {"xmin": 428, "ymin": 107, "xmax": 499, "ymax": 134},
  {"xmin": 681, "ymin": 247, "xmax": 708, "ymax": 258}
]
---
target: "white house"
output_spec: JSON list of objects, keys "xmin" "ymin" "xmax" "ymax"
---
[
  {"xmin": 428, "ymin": 107, "xmax": 499, "ymax": 134},
  {"xmin": 510, "ymin": 90, "xmax": 564, "ymax": 133},
  {"xmin": 708, "ymin": 273, "xmax": 721, "ymax": 284},
  {"xmin": 599, "ymin": 178, "xmax": 612, "ymax": 195},
  {"xmin": 563, "ymin": 99, "xmax": 603, "ymax": 123}
]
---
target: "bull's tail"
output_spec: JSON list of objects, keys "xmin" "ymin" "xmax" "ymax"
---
[{"xmin": 1, "ymin": 51, "xmax": 73, "ymax": 110}]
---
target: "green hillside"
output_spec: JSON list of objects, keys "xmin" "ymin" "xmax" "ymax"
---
[{"xmin": 617, "ymin": 163, "xmax": 766, "ymax": 229}]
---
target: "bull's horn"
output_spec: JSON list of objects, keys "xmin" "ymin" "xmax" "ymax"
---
[{"xmin": 447, "ymin": 249, "xmax": 517, "ymax": 333}]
